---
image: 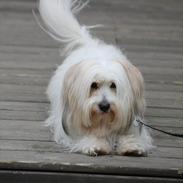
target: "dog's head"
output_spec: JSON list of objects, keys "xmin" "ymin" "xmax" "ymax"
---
[{"xmin": 63, "ymin": 59, "xmax": 145, "ymax": 137}]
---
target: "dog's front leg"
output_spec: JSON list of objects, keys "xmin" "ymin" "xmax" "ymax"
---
[
  {"xmin": 72, "ymin": 136, "xmax": 112, "ymax": 156},
  {"xmin": 116, "ymin": 121, "xmax": 152, "ymax": 156},
  {"xmin": 116, "ymin": 134, "xmax": 147, "ymax": 156}
]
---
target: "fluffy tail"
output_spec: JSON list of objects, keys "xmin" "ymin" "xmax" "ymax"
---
[{"xmin": 38, "ymin": 0, "xmax": 97, "ymax": 52}]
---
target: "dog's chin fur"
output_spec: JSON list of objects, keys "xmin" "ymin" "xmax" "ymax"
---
[
  {"xmin": 81, "ymin": 98, "xmax": 121, "ymax": 138},
  {"xmin": 39, "ymin": 0, "xmax": 153, "ymax": 156}
]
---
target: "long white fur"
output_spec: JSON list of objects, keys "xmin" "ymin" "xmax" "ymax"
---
[
  {"xmin": 39, "ymin": 0, "xmax": 153, "ymax": 155},
  {"xmin": 39, "ymin": 0, "xmax": 97, "ymax": 53}
]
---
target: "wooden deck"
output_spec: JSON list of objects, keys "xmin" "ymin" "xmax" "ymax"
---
[{"xmin": 0, "ymin": 0, "xmax": 183, "ymax": 182}]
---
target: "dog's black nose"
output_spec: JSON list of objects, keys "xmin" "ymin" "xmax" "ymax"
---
[{"xmin": 99, "ymin": 101, "xmax": 110, "ymax": 112}]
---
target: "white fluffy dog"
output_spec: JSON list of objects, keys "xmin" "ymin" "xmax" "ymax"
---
[{"xmin": 38, "ymin": 0, "xmax": 153, "ymax": 156}]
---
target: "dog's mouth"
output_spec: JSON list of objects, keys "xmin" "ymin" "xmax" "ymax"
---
[
  {"xmin": 100, "ymin": 111, "xmax": 111, "ymax": 115},
  {"xmin": 90, "ymin": 103, "xmax": 117, "ymax": 126},
  {"xmin": 80, "ymin": 103, "xmax": 120, "ymax": 137}
]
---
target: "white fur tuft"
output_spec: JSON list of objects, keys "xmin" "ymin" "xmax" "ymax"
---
[{"xmin": 39, "ymin": 0, "xmax": 97, "ymax": 53}]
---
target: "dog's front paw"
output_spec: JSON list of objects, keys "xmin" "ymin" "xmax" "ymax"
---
[
  {"xmin": 116, "ymin": 135, "xmax": 148, "ymax": 157},
  {"xmin": 82, "ymin": 146, "xmax": 110, "ymax": 156},
  {"xmin": 117, "ymin": 143, "xmax": 147, "ymax": 157},
  {"xmin": 72, "ymin": 137, "xmax": 112, "ymax": 156},
  {"xmin": 82, "ymin": 139, "xmax": 112, "ymax": 156}
]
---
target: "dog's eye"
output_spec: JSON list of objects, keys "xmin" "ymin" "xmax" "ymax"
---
[
  {"xmin": 110, "ymin": 82, "xmax": 116, "ymax": 89},
  {"xmin": 91, "ymin": 82, "xmax": 99, "ymax": 90}
]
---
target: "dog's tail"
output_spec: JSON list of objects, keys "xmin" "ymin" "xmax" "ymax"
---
[{"xmin": 38, "ymin": 0, "xmax": 98, "ymax": 53}]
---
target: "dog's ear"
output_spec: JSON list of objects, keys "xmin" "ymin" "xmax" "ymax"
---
[{"xmin": 121, "ymin": 61, "xmax": 146, "ymax": 118}]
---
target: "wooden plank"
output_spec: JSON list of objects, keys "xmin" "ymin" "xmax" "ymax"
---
[
  {"xmin": 0, "ymin": 69, "xmax": 183, "ymax": 87},
  {"xmin": 0, "ymin": 119, "xmax": 182, "ymax": 147},
  {"xmin": 146, "ymin": 99, "xmax": 183, "ymax": 109},
  {"xmin": 1, "ymin": 125, "xmax": 182, "ymax": 148},
  {"xmin": 0, "ymin": 101, "xmax": 48, "ymax": 112},
  {"xmin": 0, "ymin": 150, "xmax": 183, "ymax": 178},
  {"xmin": 1, "ymin": 43, "xmax": 183, "ymax": 58},
  {"xmin": 143, "ymin": 74, "xmax": 183, "ymax": 83},
  {"xmin": 151, "ymin": 128, "xmax": 183, "ymax": 139},
  {"xmin": 128, "ymin": 51, "xmax": 183, "ymax": 61},
  {"xmin": 0, "ymin": 13, "xmax": 115, "ymax": 47},
  {"xmin": 0, "ymin": 46, "xmax": 183, "ymax": 70},
  {"xmin": 0, "ymin": 139, "xmax": 183, "ymax": 159},
  {"xmin": 0, "ymin": 110, "xmax": 47, "ymax": 121},
  {"xmin": 0, "ymin": 123, "xmax": 182, "ymax": 145},
  {"xmin": 0, "ymin": 44, "xmax": 182, "ymax": 67},
  {"xmin": 0, "ymin": 170, "xmax": 183, "ymax": 183},
  {"xmin": 154, "ymin": 138, "xmax": 183, "ymax": 148},
  {"xmin": 0, "ymin": 9, "xmax": 182, "ymax": 47},
  {"xmin": 141, "ymin": 67, "xmax": 183, "ymax": 76},
  {"xmin": 146, "ymin": 107, "xmax": 183, "ymax": 118},
  {"xmin": 0, "ymin": 51, "xmax": 60, "ymax": 70},
  {"xmin": 117, "ymin": 38, "xmax": 183, "ymax": 51},
  {"xmin": 1, "ymin": 170, "xmax": 183, "ymax": 183},
  {"xmin": 123, "ymin": 44, "xmax": 183, "ymax": 55},
  {"xmin": 146, "ymin": 91, "xmax": 183, "ymax": 100},
  {"xmin": 1, "ymin": 0, "xmax": 183, "ymax": 15},
  {"xmin": 0, "ymin": 63, "xmax": 183, "ymax": 78},
  {"xmin": 115, "ymin": 26, "xmax": 183, "ymax": 42},
  {"xmin": 0, "ymin": 67, "xmax": 182, "ymax": 84},
  {"xmin": 1, "ymin": 116, "xmax": 183, "ymax": 131},
  {"xmin": 145, "ymin": 117, "xmax": 183, "ymax": 128},
  {"xmin": 0, "ymin": 85, "xmax": 48, "ymax": 102},
  {"xmin": 0, "ymin": 13, "xmax": 57, "ymax": 48},
  {"xmin": 0, "ymin": 0, "xmax": 35, "ymax": 12},
  {"xmin": 145, "ymin": 83, "xmax": 183, "ymax": 92}
]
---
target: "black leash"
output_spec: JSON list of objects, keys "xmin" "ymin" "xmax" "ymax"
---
[{"xmin": 136, "ymin": 119, "xmax": 183, "ymax": 138}]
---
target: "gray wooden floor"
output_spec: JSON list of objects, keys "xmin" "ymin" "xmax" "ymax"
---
[{"xmin": 0, "ymin": 0, "xmax": 183, "ymax": 182}]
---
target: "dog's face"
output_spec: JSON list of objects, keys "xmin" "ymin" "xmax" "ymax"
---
[
  {"xmin": 63, "ymin": 59, "xmax": 144, "ymax": 137},
  {"xmin": 87, "ymin": 75, "xmax": 120, "ymax": 129}
]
